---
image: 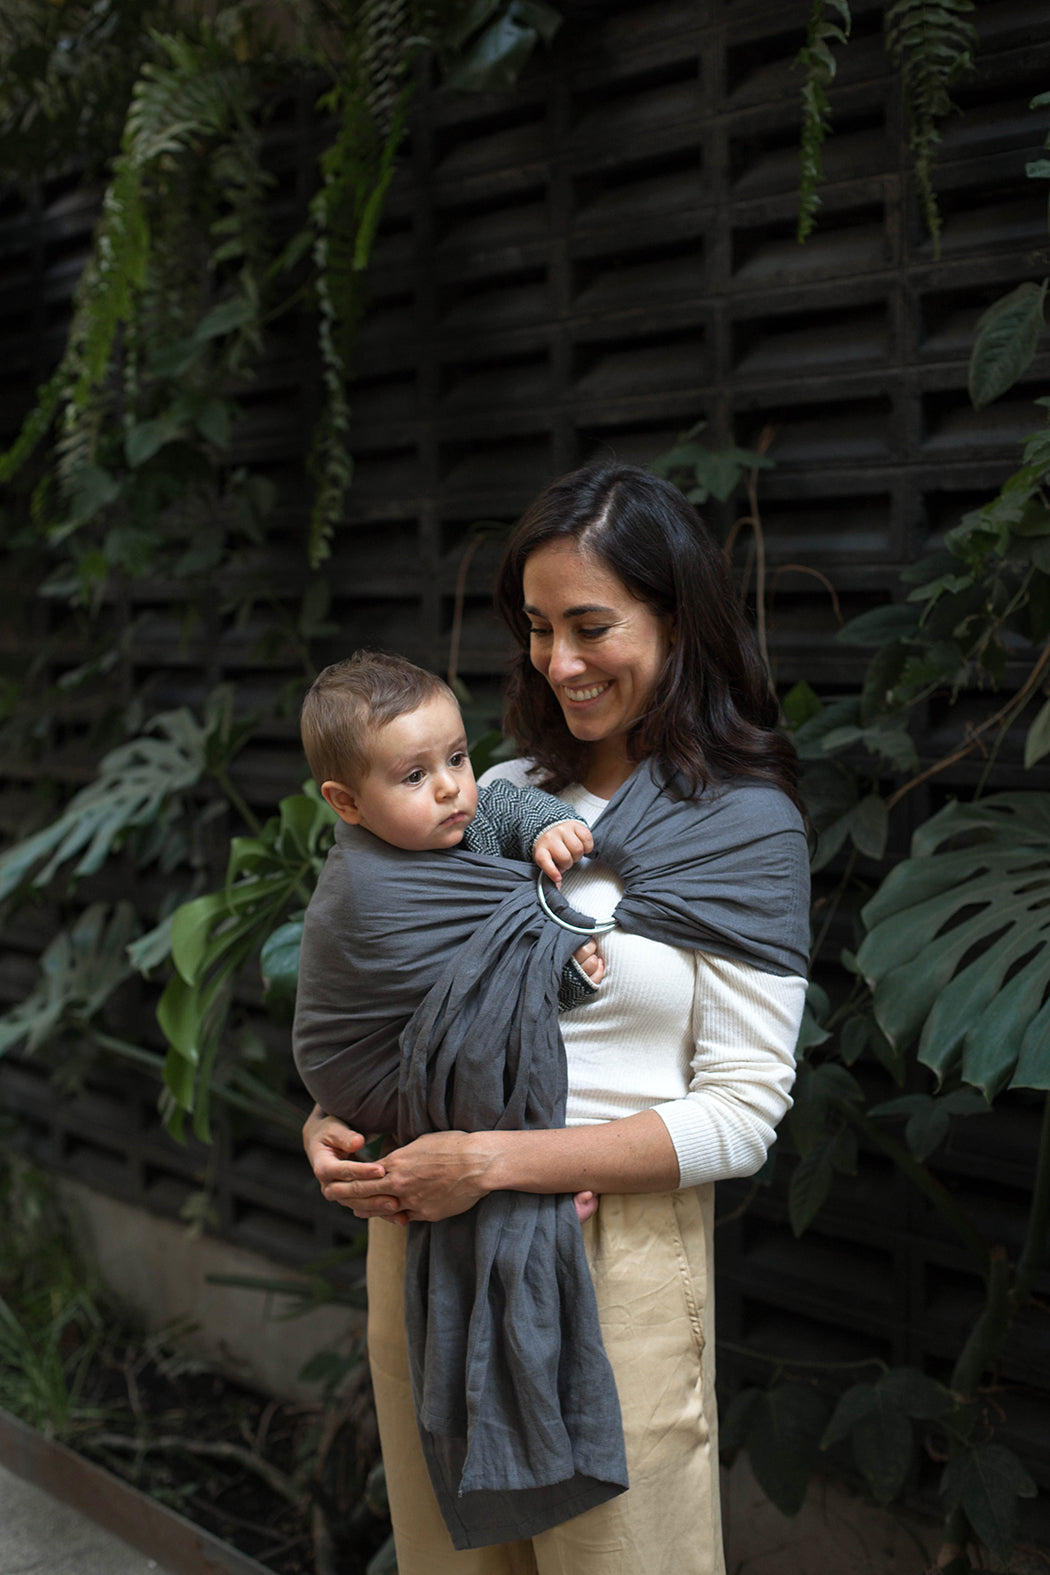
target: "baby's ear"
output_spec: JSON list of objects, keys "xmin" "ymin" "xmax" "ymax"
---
[{"xmin": 321, "ymin": 780, "xmax": 362, "ymax": 825}]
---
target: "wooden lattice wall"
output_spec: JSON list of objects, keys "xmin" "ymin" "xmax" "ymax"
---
[{"xmin": 1, "ymin": 0, "xmax": 1048, "ymax": 1533}]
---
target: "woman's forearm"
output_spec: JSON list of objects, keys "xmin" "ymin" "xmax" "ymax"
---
[
  {"xmin": 486, "ymin": 1110, "xmax": 680, "ymax": 1196},
  {"xmin": 344, "ymin": 1110, "xmax": 682, "ymax": 1223}
]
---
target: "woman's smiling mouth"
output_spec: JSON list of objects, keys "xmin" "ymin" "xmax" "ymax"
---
[{"xmin": 563, "ymin": 681, "xmax": 612, "ymax": 702}]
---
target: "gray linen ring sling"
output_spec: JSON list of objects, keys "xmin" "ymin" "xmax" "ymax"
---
[{"xmin": 293, "ymin": 760, "xmax": 810, "ymax": 1550}]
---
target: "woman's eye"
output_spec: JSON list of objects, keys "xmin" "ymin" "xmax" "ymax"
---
[{"xmin": 580, "ymin": 626, "xmax": 609, "ymax": 640}]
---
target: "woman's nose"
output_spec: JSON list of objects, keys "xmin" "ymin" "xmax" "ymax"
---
[{"xmin": 546, "ymin": 636, "xmax": 586, "ymax": 683}]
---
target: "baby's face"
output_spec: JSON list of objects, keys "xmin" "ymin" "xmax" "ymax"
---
[{"xmin": 345, "ymin": 693, "xmax": 479, "ymax": 851}]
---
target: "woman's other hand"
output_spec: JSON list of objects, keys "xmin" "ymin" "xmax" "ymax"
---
[
  {"xmin": 302, "ymin": 1105, "xmax": 407, "ymax": 1217},
  {"xmin": 573, "ymin": 1190, "xmax": 598, "ymax": 1223},
  {"xmin": 339, "ymin": 1131, "xmax": 500, "ymax": 1223},
  {"xmin": 572, "ymin": 937, "xmax": 605, "ymax": 986}
]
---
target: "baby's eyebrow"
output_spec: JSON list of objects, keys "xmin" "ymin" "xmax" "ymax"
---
[{"xmin": 389, "ymin": 736, "xmax": 468, "ymax": 773}]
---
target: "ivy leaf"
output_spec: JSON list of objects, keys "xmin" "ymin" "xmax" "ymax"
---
[
  {"xmin": 968, "ymin": 280, "xmax": 1048, "ymax": 409},
  {"xmin": 868, "ymin": 1090, "xmax": 988, "ymax": 1160},
  {"xmin": 839, "ymin": 1014, "xmax": 870, "ymax": 1065},
  {"xmin": 58, "ymin": 464, "xmax": 121, "ymax": 533},
  {"xmin": 789, "ymin": 1124, "xmax": 856, "ymax": 1235},
  {"xmin": 837, "ymin": 604, "xmax": 923, "ymax": 646},
  {"xmin": 878, "ymin": 1366, "xmax": 954, "ymax": 1420},
  {"xmin": 824, "ymin": 1367, "xmax": 951, "ymax": 1503},
  {"xmin": 860, "ymin": 640, "xmax": 910, "ymax": 724},
  {"xmin": 739, "ymin": 1384, "xmax": 830, "ymax": 1516},
  {"xmin": 850, "ymin": 794, "xmax": 888, "ymax": 860},
  {"xmin": 126, "ymin": 413, "xmax": 186, "ymax": 467},
  {"xmin": 941, "ymin": 1444, "xmax": 1037, "ymax": 1562},
  {"xmin": 782, "ymin": 681, "xmax": 823, "ymax": 727},
  {"xmin": 793, "ymin": 696, "xmax": 862, "ymax": 760}
]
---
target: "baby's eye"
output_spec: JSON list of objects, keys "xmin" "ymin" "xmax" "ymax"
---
[
  {"xmin": 403, "ymin": 769, "xmax": 425, "ymax": 785},
  {"xmin": 449, "ymin": 751, "xmax": 468, "ymax": 768}
]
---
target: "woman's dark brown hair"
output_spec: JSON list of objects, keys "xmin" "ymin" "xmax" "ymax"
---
[{"xmin": 494, "ymin": 461, "xmax": 802, "ymax": 811}]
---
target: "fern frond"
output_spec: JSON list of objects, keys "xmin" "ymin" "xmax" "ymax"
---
[
  {"xmin": 361, "ymin": 0, "xmax": 413, "ymax": 134},
  {"xmin": 307, "ymin": 83, "xmax": 412, "ymax": 566},
  {"xmin": 885, "ymin": 0, "xmax": 977, "ymax": 253},
  {"xmin": 795, "ymin": 0, "xmax": 852, "ymax": 244}
]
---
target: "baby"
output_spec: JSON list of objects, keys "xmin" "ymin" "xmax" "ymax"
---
[{"xmin": 295, "ymin": 649, "xmax": 605, "ymax": 1216}]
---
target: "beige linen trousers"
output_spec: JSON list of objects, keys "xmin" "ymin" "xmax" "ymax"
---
[{"xmin": 366, "ymin": 1185, "xmax": 725, "ymax": 1575}]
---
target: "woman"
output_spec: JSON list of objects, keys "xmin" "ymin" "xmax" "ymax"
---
[{"xmin": 303, "ymin": 462, "xmax": 809, "ymax": 1575}]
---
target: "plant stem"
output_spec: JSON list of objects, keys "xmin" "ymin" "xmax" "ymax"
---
[
  {"xmin": 951, "ymin": 1245, "xmax": 1011, "ymax": 1402},
  {"xmin": 811, "ymin": 845, "xmax": 858, "ymax": 961},
  {"xmin": 886, "ymin": 637, "xmax": 1050, "ymax": 810},
  {"xmin": 1012, "ymin": 1090, "xmax": 1050, "ymax": 1311},
  {"xmin": 89, "ymin": 1030, "xmax": 303, "ymax": 1131},
  {"xmin": 717, "ymin": 1340, "xmax": 889, "ymax": 1374},
  {"xmin": 838, "ymin": 1102, "xmax": 991, "ymax": 1272},
  {"xmin": 214, "ymin": 766, "xmax": 263, "ymax": 836},
  {"xmin": 92, "ymin": 1432, "xmax": 304, "ymax": 1506}
]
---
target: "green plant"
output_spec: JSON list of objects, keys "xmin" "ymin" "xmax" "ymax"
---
[
  {"xmin": 794, "ymin": 0, "xmax": 979, "ymax": 252},
  {"xmin": 794, "ymin": 0, "xmax": 852, "ymax": 244},
  {"xmin": 0, "ymin": 1152, "xmax": 108, "ymax": 1438},
  {"xmin": 721, "ymin": 125, "xmax": 1050, "ymax": 1568},
  {"xmin": 0, "ymin": 0, "xmax": 564, "ymax": 1136}
]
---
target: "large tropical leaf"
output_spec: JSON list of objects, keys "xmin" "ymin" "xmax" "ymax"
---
[
  {"xmin": 0, "ymin": 902, "xmax": 139, "ymax": 1056},
  {"xmin": 154, "ymin": 784, "xmax": 335, "ymax": 1139},
  {"xmin": 857, "ymin": 794, "xmax": 1050, "ymax": 1097},
  {"xmin": 0, "ymin": 707, "xmax": 211, "ymax": 903}
]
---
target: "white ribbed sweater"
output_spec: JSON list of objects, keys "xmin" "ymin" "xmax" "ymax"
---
[{"xmin": 480, "ymin": 763, "xmax": 807, "ymax": 1190}]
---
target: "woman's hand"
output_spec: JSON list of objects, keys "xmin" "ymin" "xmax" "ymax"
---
[
  {"xmin": 339, "ymin": 1131, "xmax": 501, "ymax": 1224},
  {"xmin": 572, "ymin": 937, "xmax": 605, "ymax": 986},
  {"xmin": 302, "ymin": 1106, "xmax": 406, "ymax": 1216}
]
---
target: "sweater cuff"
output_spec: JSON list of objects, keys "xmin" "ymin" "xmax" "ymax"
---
[
  {"xmin": 649, "ymin": 1100, "xmax": 769, "ymax": 1191},
  {"xmin": 529, "ymin": 818, "xmax": 579, "ymax": 856}
]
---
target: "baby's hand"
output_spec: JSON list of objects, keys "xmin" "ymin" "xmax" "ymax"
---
[
  {"xmin": 533, "ymin": 819, "xmax": 593, "ymax": 887},
  {"xmin": 572, "ymin": 937, "xmax": 605, "ymax": 987},
  {"xmin": 573, "ymin": 1190, "xmax": 598, "ymax": 1224}
]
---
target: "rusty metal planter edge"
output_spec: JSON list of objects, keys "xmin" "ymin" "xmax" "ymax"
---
[{"xmin": 0, "ymin": 1405, "xmax": 274, "ymax": 1575}]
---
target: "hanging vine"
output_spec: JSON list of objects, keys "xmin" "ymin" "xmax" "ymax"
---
[
  {"xmin": 884, "ymin": 0, "xmax": 978, "ymax": 251},
  {"xmin": 794, "ymin": 0, "xmax": 852, "ymax": 244}
]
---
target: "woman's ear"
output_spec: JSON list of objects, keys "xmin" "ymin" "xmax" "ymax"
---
[{"xmin": 321, "ymin": 780, "xmax": 362, "ymax": 825}]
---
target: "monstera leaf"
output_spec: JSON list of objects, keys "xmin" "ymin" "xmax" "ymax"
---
[
  {"xmin": 0, "ymin": 902, "xmax": 139, "ymax": 1056},
  {"xmin": 857, "ymin": 794, "xmax": 1050, "ymax": 1098}
]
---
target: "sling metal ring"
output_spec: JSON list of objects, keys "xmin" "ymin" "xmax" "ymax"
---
[{"xmin": 535, "ymin": 873, "xmax": 617, "ymax": 935}]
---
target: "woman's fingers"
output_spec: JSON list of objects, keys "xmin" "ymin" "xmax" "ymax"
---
[{"xmin": 572, "ymin": 938, "xmax": 604, "ymax": 983}]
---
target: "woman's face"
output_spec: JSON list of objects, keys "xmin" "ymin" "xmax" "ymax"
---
[{"xmin": 521, "ymin": 541, "xmax": 673, "ymax": 753}]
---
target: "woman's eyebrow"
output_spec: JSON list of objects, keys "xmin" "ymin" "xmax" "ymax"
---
[{"xmin": 522, "ymin": 602, "xmax": 617, "ymax": 617}]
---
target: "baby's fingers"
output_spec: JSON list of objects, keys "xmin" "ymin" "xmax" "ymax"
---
[{"xmin": 535, "ymin": 844, "xmax": 563, "ymax": 886}]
